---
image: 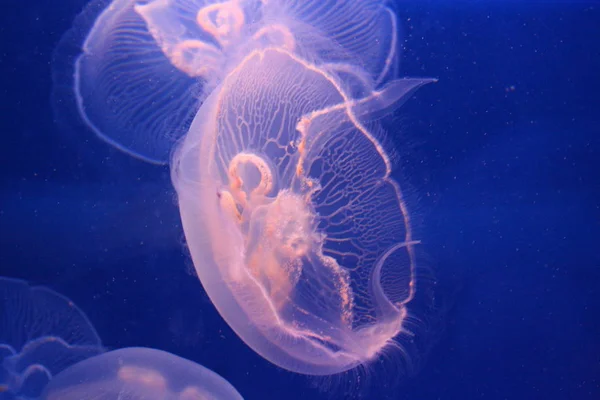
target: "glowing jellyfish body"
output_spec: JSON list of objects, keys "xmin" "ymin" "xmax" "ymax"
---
[
  {"xmin": 0, "ymin": 277, "xmax": 104, "ymax": 399},
  {"xmin": 172, "ymin": 44, "xmax": 433, "ymax": 374},
  {"xmin": 40, "ymin": 347, "xmax": 244, "ymax": 400}
]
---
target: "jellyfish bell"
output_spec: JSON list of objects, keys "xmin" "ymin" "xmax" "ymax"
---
[
  {"xmin": 257, "ymin": 0, "xmax": 401, "ymax": 86},
  {"xmin": 171, "ymin": 44, "xmax": 436, "ymax": 375},
  {"xmin": 0, "ymin": 277, "xmax": 104, "ymax": 399},
  {"xmin": 40, "ymin": 347, "xmax": 244, "ymax": 400},
  {"xmin": 51, "ymin": 0, "xmax": 204, "ymax": 165},
  {"xmin": 52, "ymin": 0, "xmax": 400, "ymax": 164}
]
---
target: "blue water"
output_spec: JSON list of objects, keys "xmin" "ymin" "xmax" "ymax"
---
[{"xmin": 0, "ymin": 0, "xmax": 598, "ymax": 399}]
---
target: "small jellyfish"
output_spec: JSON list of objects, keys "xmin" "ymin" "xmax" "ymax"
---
[
  {"xmin": 40, "ymin": 347, "xmax": 244, "ymax": 400},
  {"xmin": 52, "ymin": 0, "xmax": 400, "ymax": 164},
  {"xmin": 0, "ymin": 277, "xmax": 104, "ymax": 399}
]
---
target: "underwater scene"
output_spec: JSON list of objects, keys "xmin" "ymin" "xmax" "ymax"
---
[{"xmin": 0, "ymin": 0, "xmax": 598, "ymax": 399}]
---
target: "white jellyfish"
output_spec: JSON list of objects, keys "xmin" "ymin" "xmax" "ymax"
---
[
  {"xmin": 40, "ymin": 347, "xmax": 243, "ymax": 400},
  {"xmin": 0, "ymin": 277, "xmax": 104, "ymax": 399},
  {"xmin": 166, "ymin": 0, "xmax": 435, "ymax": 375},
  {"xmin": 54, "ymin": 0, "xmax": 437, "ymax": 375}
]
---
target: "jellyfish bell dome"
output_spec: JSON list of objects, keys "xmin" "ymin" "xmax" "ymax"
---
[
  {"xmin": 40, "ymin": 347, "xmax": 244, "ymax": 400},
  {"xmin": 52, "ymin": 0, "xmax": 203, "ymax": 164},
  {"xmin": 165, "ymin": 0, "xmax": 435, "ymax": 376},
  {"xmin": 0, "ymin": 277, "xmax": 104, "ymax": 399}
]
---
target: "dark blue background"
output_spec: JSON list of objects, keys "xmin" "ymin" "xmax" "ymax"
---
[{"xmin": 1, "ymin": 0, "xmax": 598, "ymax": 399}]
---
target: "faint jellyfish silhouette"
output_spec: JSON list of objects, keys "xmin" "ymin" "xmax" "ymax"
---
[
  {"xmin": 255, "ymin": 0, "xmax": 401, "ymax": 86},
  {"xmin": 171, "ymin": 41, "xmax": 436, "ymax": 374},
  {"xmin": 52, "ymin": 0, "xmax": 400, "ymax": 164},
  {"xmin": 40, "ymin": 347, "xmax": 243, "ymax": 400},
  {"xmin": 0, "ymin": 277, "xmax": 104, "ymax": 399}
]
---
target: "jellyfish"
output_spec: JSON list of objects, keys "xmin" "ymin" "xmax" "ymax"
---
[
  {"xmin": 171, "ymin": 44, "xmax": 435, "ymax": 374},
  {"xmin": 161, "ymin": 0, "xmax": 436, "ymax": 376},
  {"xmin": 40, "ymin": 347, "xmax": 243, "ymax": 400},
  {"xmin": 52, "ymin": 0, "xmax": 400, "ymax": 164},
  {"xmin": 0, "ymin": 277, "xmax": 104, "ymax": 399}
]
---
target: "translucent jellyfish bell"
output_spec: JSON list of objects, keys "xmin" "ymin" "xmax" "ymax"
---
[
  {"xmin": 40, "ymin": 347, "xmax": 244, "ymax": 400},
  {"xmin": 52, "ymin": 0, "xmax": 206, "ymax": 164},
  {"xmin": 171, "ymin": 45, "xmax": 435, "ymax": 375},
  {"xmin": 0, "ymin": 277, "xmax": 104, "ymax": 399},
  {"xmin": 53, "ymin": 0, "xmax": 401, "ymax": 163}
]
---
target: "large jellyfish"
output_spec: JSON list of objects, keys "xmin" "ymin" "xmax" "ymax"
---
[
  {"xmin": 172, "ymin": 50, "xmax": 433, "ymax": 375},
  {"xmin": 169, "ymin": 2, "xmax": 435, "ymax": 375},
  {"xmin": 0, "ymin": 277, "xmax": 104, "ymax": 399},
  {"xmin": 40, "ymin": 347, "xmax": 243, "ymax": 400},
  {"xmin": 56, "ymin": 0, "xmax": 436, "ymax": 375}
]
